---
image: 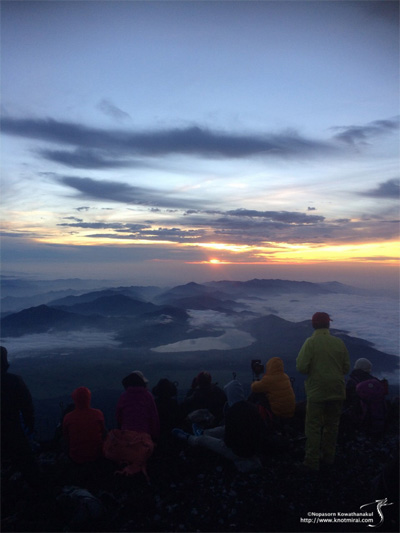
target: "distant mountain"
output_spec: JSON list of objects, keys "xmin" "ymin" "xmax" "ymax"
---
[
  {"xmin": 242, "ymin": 314, "xmax": 398, "ymax": 375},
  {"xmin": 165, "ymin": 294, "xmax": 241, "ymax": 312},
  {"xmin": 154, "ymin": 282, "xmax": 231, "ymax": 305},
  {"xmin": 53, "ymin": 294, "xmax": 158, "ymax": 317},
  {"xmin": 1, "ymin": 289, "xmax": 84, "ymax": 314},
  {"xmin": 48, "ymin": 286, "xmax": 163, "ymax": 307},
  {"xmin": 0, "ymin": 277, "xmax": 114, "ymax": 298},
  {"xmin": 141, "ymin": 305, "xmax": 190, "ymax": 322},
  {"xmin": 205, "ymin": 279, "xmax": 336, "ymax": 297},
  {"xmin": 0, "ymin": 304, "xmax": 106, "ymax": 337},
  {"xmin": 115, "ymin": 305, "xmax": 192, "ymax": 347}
]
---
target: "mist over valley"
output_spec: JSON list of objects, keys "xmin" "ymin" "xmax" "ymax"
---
[{"xmin": 1, "ymin": 276, "xmax": 398, "ymax": 438}]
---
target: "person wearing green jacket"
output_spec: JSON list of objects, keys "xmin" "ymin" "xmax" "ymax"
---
[{"xmin": 296, "ymin": 312, "xmax": 350, "ymax": 471}]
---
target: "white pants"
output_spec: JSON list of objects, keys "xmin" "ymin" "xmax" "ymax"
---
[{"xmin": 188, "ymin": 426, "xmax": 262, "ymax": 473}]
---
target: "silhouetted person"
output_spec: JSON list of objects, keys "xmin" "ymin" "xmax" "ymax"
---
[
  {"xmin": 152, "ymin": 378, "xmax": 182, "ymax": 435},
  {"xmin": 296, "ymin": 312, "xmax": 350, "ymax": 471},
  {"xmin": 181, "ymin": 371, "xmax": 227, "ymax": 423},
  {"xmin": 250, "ymin": 356, "xmax": 296, "ymax": 420},
  {"xmin": 173, "ymin": 379, "xmax": 266, "ymax": 472},
  {"xmin": 346, "ymin": 358, "xmax": 376, "ymax": 405},
  {"xmin": 116, "ymin": 371, "xmax": 160, "ymax": 442},
  {"xmin": 62, "ymin": 387, "xmax": 106, "ymax": 464},
  {"xmin": 345, "ymin": 358, "xmax": 387, "ymax": 434},
  {"xmin": 1, "ymin": 346, "xmax": 40, "ymax": 485}
]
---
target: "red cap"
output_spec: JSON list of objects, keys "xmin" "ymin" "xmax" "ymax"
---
[{"xmin": 312, "ymin": 312, "xmax": 331, "ymax": 328}]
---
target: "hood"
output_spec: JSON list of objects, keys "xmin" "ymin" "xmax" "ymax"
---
[
  {"xmin": 265, "ymin": 357, "xmax": 284, "ymax": 374},
  {"xmin": 72, "ymin": 387, "xmax": 91, "ymax": 409},
  {"xmin": 125, "ymin": 386, "xmax": 149, "ymax": 396},
  {"xmin": 224, "ymin": 379, "xmax": 245, "ymax": 407}
]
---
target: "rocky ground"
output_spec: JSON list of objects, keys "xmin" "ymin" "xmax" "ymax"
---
[{"xmin": 1, "ymin": 407, "xmax": 399, "ymax": 533}]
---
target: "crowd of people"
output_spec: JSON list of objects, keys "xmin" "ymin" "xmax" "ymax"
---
[{"xmin": 1, "ymin": 311, "xmax": 394, "ymax": 487}]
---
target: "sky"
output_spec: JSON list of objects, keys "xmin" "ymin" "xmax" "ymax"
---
[{"xmin": 1, "ymin": 0, "xmax": 399, "ymax": 290}]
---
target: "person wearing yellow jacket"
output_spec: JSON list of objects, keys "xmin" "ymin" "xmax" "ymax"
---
[
  {"xmin": 296, "ymin": 312, "xmax": 350, "ymax": 471},
  {"xmin": 251, "ymin": 357, "xmax": 296, "ymax": 419}
]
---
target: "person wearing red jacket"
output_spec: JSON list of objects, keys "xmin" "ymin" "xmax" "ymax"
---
[{"xmin": 62, "ymin": 387, "xmax": 106, "ymax": 464}]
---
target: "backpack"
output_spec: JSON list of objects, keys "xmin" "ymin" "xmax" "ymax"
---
[
  {"xmin": 103, "ymin": 429, "xmax": 154, "ymax": 478},
  {"xmin": 356, "ymin": 379, "xmax": 386, "ymax": 434}
]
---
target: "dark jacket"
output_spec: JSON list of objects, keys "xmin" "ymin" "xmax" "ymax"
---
[
  {"xmin": 224, "ymin": 400, "xmax": 267, "ymax": 458},
  {"xmin": 1, "ymin": 371, "xmax": 35, "ymax": 434},
  {"xmin": 182, "ymin": 383, "xmax": 227, "ymax": 421},
  {"xmin": 346, "ymin": 368, "xmax": 374, "ymax": 404}
]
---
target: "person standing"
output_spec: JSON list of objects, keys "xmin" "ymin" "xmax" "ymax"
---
[
  {"xmin": 1, "ymin": 346, "xmax": 40, "ymax": 484},
  {"xmin": 296, "ymin": 312, "xmax": 350, "ymax": 471}
]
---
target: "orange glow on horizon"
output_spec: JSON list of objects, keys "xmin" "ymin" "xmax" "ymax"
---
[{"xmin": 28, "ymin": 233, "xmax": 400, "ymax": 266}]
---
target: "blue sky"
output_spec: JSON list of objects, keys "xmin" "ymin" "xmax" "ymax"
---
[{"xmin": 1, "ymin": 0, "xmax": 399, "ymax": 288}]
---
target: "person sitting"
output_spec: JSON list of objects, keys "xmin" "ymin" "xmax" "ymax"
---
[
  {"xmin": 116, "ymin": 371, "xmax": 160, "ymax": 442},
  {"xmin": 173, "ymin": 379, "xmax": 267, "ymax": 473},
  {"xmin": 152, "ymin": 378, "xmax": 182, "ymax": 435},
  {"xmin": 346, "ymin": 358, "xmax": 376, "ymax": 405},
  {"xmin": 62, "ymin": 386, "xmax": 106, "ymax": 464},
  {"xmin": 250, "ymin": 357, "xmax": 296, "ymax": 425},
  {"xmin": 181, "ymin": 371, "xmax": 227, "ymax": 423},
  {"xmin": 345, "ymin": 359, "xmax": 387, "ymax": 434},
  {"xmin": 104, "ymin": 371, "xmax": 159, "ymax": 477}
]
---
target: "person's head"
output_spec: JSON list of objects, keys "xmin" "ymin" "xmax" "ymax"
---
[
  {"xmin": 312, "ymin": 312, "xmax": 331, "ymax": 329},
  {"xmin": 1, "ymin": 346, "xmax": 9, "ymax": 373},
  {"xmin": 354, "ymin": 358, "xmax": 372, "ymax": 373},
  {"xmin": 195, "ymin": 371, "xmax": 212, "ymax": 388},
  {"xmin": 152, "ymin": 378, "xmax": 177, "ymax": 399},
  {"xmin": 71, "ymin": 386, "xmax": 91, "ymax": 409},
  {"xmin": 266, "ymin": 357, "xmax": 284, "ymax": 373},
  {"xmin": 122, "ymin": 370, "xmax": 148, "ymax": 389}
]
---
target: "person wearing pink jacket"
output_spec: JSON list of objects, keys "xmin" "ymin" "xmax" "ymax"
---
[{"xmin": 116, "ymin": 371, "xmax": 160, "ymax": 442}]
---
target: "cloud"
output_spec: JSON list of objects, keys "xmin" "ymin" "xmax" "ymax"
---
[
  {"xmin": 225, "ymin": 208, "xmax": 325, "ymax": 224},
  {"xmin": 57, "ymin": 222, "xmax": 150, "ymax": 231},
  {"xmin": 332, "ymin": 117, "xmax": 400, "ymax": 145},
  {"xmin": 360, "ymin": 178, "xmax": 400, "ymax": 199},
  {"xmin": 87, "ymin": 227, "xmax": 207, "ymax": 243},
  {"xmin": 59, "ymin": 176, "xmax": 202, "ymax": 209},
  {"xmin": 2, "ymin": 116, "xmax": 336, "ymax": 166},
  {"xmin": 39, "ymin": 148, "xmax": 141, "ymax": 169},
  {"xmin": 4, "ymin": 114, "xmax": 397, "ymax": 170},
  {"xmin": 96, "ymin": 99, "xmax": 131, "ymax": 122}
]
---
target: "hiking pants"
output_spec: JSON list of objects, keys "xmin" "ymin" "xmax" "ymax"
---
[
  {"xmin": 188, "ymin": 429, "xmax": 262, "ymax": 473},
  {"xmin": 304, "ymin": 399, "xmax": 343, "ymax": 470}
]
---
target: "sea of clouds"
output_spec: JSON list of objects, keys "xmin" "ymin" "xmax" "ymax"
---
[
  {"xmin": 152, "ymin": 293, "xmax": 399, "ymax": 356},
  {"xmin": 3, "ymin": 293, "xmax": 398, "ymax": 363}
]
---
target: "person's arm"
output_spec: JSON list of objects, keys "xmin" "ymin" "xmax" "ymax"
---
[
  {"xmin": 148, "ymin": 395, "xmax": 160, "ymax": 441},
  {"xmin": 17, "ymin": 377, "xmax": 35, "ymax": 433},
  {"xmin": 296, "ymin": 339, "xmax": 312, "ymax": 374},
  {"xmin": 342, "ymin": 345, "xmax": 350, "ymax": 375},
  {"xmin": 251, "ymin": 377, "xmax": 267, "ymax": 394}
]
